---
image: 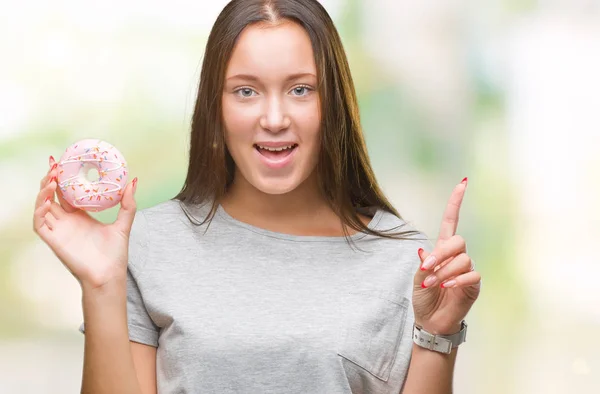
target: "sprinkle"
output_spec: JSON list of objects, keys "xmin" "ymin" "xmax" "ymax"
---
[
  {"xmin": 93, "ymin": 154, "xmax": 97, "ymax": 159},
  {"xmin": 109, "ymin": 196, "xmax": 113, "ymax": 201},
  {"xmin": 85, "ymin": 190, "xmax": 90, "ymax": 193},
  {"xmin": 74, "ymin": 145, "xmax": 78, "ymax": 149},
  {"xmin": 97, "ymin": 196, "xmax": 101, "ymax": 201},
  {"xmin": 71, "ymin": 186, "xmax": 75, "ymax": 191},
  {"xmin": 59, "ymin": 170, "xmax": 64, "ymax": 174},
  {"xmin": 116, "ymin": 178, "xmax": 121, "ymax": 182}
]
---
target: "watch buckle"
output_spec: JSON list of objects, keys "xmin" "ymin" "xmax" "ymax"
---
[{"xmin": 428, "ymin": 334, "xmax": 437, "ymax": 351}]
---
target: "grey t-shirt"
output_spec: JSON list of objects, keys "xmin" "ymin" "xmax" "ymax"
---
[{"xmin": 80, "ymin": 200, "xmax": 431, "ymax": 393}]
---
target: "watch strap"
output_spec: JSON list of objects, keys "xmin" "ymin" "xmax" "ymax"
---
[{"xmin": 412, "ymin": 321, "xmax": 467, "ymax": 354}]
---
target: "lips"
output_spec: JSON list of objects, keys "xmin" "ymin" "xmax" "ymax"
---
[
  {"xmin": 254, "ymin": 144, "xmax": 297, "ymax": 159},
  {"xmin": 253, "ymin": 143, "xmax": 298, "ymax": 169}
]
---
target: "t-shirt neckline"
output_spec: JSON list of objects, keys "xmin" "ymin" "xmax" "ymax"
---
[{"xmin": 216, "ymin": 204, "xmax": 384, "ymax": 243}]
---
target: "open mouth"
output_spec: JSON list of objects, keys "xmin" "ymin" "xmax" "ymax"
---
[{"xmin": 254, "ymin": 143, "xmax": 298, "ymax": 161}]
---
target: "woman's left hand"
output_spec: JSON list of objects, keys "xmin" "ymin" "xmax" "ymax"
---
[{"xmin": 412, "ymin": 178, "xmax": 482, "ymax": 335}]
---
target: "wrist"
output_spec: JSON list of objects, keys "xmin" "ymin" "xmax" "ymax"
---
[
  {"xmin": 81, "ymin": 274, "xmax": 127, "ymax": 298},
  {"xmin": 414, "ymin": 320, "xmax": 463, "ymax": 336}
]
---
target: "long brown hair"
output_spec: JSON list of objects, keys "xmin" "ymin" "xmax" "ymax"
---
[{"xmin": 175, "ymin": 0, "xmax": 421, "ymax": 243}]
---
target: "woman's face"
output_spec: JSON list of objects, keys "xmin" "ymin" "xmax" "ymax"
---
[{"xmin": 222, "ymin": 20, "xmax": 321, "ymax": 195}]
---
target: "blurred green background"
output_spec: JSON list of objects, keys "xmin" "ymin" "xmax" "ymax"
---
[{"xmin": 1, "ymin": 0, "xmax": 599, "ymax": 392}]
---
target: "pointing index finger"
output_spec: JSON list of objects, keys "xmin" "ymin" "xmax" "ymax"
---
[{"xmin": 437, "ymin": 177, "xmax": 468, "ymax": 241}]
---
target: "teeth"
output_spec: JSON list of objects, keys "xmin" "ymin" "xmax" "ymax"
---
[{"xmin": 256, "ymin": 144, "xmax": 295, "ymax": 152}]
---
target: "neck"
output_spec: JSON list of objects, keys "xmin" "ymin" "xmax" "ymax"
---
[
  {"xmin": 219, "ymin": 170, "xmax": 372, "ymax": 237},
  {"xmin": 221, "ymin": 170, "xmax": 331, "ymax": 222}
]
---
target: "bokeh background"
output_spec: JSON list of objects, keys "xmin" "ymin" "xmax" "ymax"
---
[{"xmin": 1, "ymin": 0, "xmax": 599, "ymax": 392}]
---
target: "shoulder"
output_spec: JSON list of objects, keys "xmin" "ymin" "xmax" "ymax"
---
[
  {"xmin": 127, "ymin": 199, "xmax": 214, "ymax": 271},
  {"xmin": 374, "ymin": 209, "xmax": 428, "ymax": 239},
  {"xmin": 136, "ymin": 199, "xmax": 213, "ymax": 228},
  {"xmin": 128, "ymin": 199, "xmax": 212, "ymax": 250},
  {"xmin": 139, "ymin": 198, "xmax": 197, "ymax": 219},
  {"xmin": 368, "ymin": 208, "xmax": 434, "ymax": 254}
]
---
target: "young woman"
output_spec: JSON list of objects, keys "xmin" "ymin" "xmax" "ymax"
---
[{"xmin": 33, "ymin": 1, "xmax": 481, "ymax": 393}]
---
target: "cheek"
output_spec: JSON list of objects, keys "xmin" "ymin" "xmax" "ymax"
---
[
  {"xmin": 222, "ymin": 100, "xmax": 257, "ymax": 146},
  {"xmin": 295, "ymin": 101, "xmax": 321, "ymax": 145}
]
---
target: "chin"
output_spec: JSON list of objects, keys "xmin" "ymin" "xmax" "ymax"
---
[{"xmin": 251, "ymin": 175, "xmax": 304, "ymax": 195}]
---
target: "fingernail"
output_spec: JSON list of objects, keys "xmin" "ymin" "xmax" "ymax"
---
[
  {"xmin": 441, "ymin": 279, "xmax": 457, "ymax": 288},
  {"xmin": 461, "ymin": 177, "xmax": 468, "ymax": 184},
  {"xmin": 51, "ymin": 163, "xmax": 58, "ymax": 171},
  {"xmin": 44, "ymin": 196, "xmax": 51, "ymax": 202},
  {"xmin": 132, "ymin": 177, "xmax": 138, "ymax": 194},
  {"xmin": 421, "ymin": 275, "xmax": 437, "ymax": 288},
  {"xmin": 49, "ymin": 156, "xmax": 55, "ymax": 167},
  {"xmin": 50, "ymin": 176, "xmax": 57, "ymax": 183},
  {"xmin": 417, "ymin": 248, "xmax": 424, "ymax": 260},
  {"xmin": 421, "ymin": 255, "xmax": 437, "ymax": 271}
]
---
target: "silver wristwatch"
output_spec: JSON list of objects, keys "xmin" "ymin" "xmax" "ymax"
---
[{"xmin": 412, "ymin": 321, "xmax": 467, "ymax": 354}]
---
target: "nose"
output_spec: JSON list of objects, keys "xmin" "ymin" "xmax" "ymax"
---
[{"xmin": 259, "ymin": 96, "xmax": 291, "ymax": 133}]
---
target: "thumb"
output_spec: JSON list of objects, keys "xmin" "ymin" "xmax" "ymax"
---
[
  {"xmin": 56, "ymin": 187, "xmax": 80, "ymax": 214},
  {"xmin": 115, "ymin": 177, "xmax": 137, "ymax": 234}
]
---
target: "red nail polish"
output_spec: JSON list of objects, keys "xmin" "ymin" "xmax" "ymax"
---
[
  {"xmin": 44, "ymin": 196, "xmax": 50, "ymax": 202},
  {"xmin": 51, "ymin": 163, "xmax": 58, "ymax": 171},
  {"xmin": 461, "ymin": 177, "xmax": 468, "ymax": 184},
  {"xmin": 49, "ymin": 156, "xmax": 55, "ymax": 166},
  {"xmin": 421, "ymin": 281, "xmax": 427, "ymax": 289},
  {"xmin": 417, "ymin": 248, "xmax": 424, "ymax": 259},
  {"xmin": 50, "ymin": 176, "xmax": 57, "ymax": 183}
]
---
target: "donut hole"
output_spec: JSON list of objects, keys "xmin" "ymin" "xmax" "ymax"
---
[{"xmin": 82, "ymin": 164, "xmax": 100, "ymax": 183}]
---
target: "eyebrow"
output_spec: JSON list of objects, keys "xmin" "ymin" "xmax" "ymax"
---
[{"xmin": 225, "ymin": 72, "xmax": 317, "ymax": 82}]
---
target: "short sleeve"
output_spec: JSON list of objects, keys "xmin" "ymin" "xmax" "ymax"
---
[{"xmin": 79, "ymin": 211, "xmax": 160, "ymax": 347}]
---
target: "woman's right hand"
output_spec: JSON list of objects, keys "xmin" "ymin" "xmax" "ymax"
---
[{"xmin": 33, "ymin": 156, "xmax": 139, "ymax": 291}]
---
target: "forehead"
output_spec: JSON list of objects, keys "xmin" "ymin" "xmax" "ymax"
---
[{"xmin": 226, "ymin": 20, "xmax": 317, "ymax": 79}]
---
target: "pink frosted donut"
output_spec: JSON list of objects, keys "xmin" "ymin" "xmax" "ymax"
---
[{"xmin": 57, "ymin": 139, "xmax": 128, "ymax": 212}]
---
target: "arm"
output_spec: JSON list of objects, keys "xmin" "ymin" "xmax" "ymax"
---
[
  {"xmin": 33, "ymin": 159, "xmax": 154, "ymax": 392},
  {"xmin": 80, "ymin": 278, "xmax": 149, "ymax": 394},
  {"xmin": 405, "ymin": 178, "xmax": 481, "ymax": 393},
  {"xmin": 131, "ymin": 342, "xmax": 158, "ymax": 394},
  {"xmin": 402, "ymin": 344, "xmax": 458, "ymax": 394}
]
